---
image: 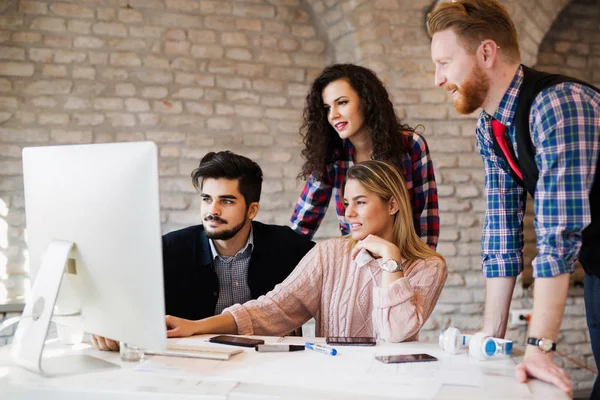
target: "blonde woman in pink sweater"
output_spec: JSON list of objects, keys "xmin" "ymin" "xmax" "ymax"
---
[{"xmin": 167, "ymin": 161, "xmax": 447, "ymax": 343}]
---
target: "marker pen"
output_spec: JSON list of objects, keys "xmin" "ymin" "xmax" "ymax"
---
[
  {"xmin": 305, "ymin": 342, "xmax": 337, "ymax": 356},
  {"xmin": 255, "ymin": 344, "xmax": 305, "ymax": 352}
]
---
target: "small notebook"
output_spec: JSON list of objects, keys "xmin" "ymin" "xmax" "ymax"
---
[{"xmin": 145, "ymin": 341, "xmax": 244, "ymax": 360}]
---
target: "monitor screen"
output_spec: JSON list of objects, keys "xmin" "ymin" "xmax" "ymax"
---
[{"xmin": 14, "ymin": 141, "xmax": 166, "ymax": 373}]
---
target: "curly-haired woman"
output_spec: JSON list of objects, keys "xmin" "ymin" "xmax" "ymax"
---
[{"xmin": 290, "ymin": 64, "xmax": 439, "ymax": 249}]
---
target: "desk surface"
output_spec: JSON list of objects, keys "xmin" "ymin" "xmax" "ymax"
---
[{"xmin": 0, "ymin": 335, "xmax": 568, "ymax": 400}]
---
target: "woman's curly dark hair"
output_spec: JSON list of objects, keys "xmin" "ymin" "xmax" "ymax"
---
[{"xmin": 298, "ymin": 63, "xmax": 414, "ymax": 180}]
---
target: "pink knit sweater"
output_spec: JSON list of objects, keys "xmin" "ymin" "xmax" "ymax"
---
[{"xmin": 225, "ymin": 237, "xmax": 448, "ymax": 343}]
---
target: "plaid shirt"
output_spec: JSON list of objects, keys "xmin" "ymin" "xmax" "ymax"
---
[
  {"xmin": 477, "ymin": 65, "xmax": 600, "ymax": 278},
  {"xmin": 290, "ymin": 132, "xmax": 439, "ymax": 249},
  {"xmin": 210, "ymin": 229, "xmax": 254, "ymax": 315}
]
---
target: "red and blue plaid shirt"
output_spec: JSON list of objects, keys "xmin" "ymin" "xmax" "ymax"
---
[
  {"xmin": 290, "ymin": 132, "xmax": 439, "ymax": 249},
  {"xmin": 477, "ymin": 65, "xmax": 599, "ymax": 278}
]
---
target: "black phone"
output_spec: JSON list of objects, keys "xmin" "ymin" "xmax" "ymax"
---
[
  {"xmin": 208, "ymin": 335, "xmax": 265, "ymax": 348},
  {"xmin": 375, "ymin": 353, "xmax": 438, "ymax": 364},
  {"xmin": 326, "ymin": 336, "xmax": 376, "ymax": 346}
]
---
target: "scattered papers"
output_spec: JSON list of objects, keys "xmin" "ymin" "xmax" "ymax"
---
[
  {"xmin": 133, "ymin": 339, "xmax": 496, "ymax": 399},
  {"xmin": 3, "ymin": 336, "xmax": 542, "ymax": 399}
]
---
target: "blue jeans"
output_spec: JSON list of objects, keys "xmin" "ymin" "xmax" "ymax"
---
[{"xmin": 584, "ymin": 273, "xmax": 600, "ymax": 400}]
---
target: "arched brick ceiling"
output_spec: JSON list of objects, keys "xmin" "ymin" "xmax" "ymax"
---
[
  {"xmin": 303, "ymin": 0, "xmax": 361, "ymax": 63},
  {"xmin": 504, "ymin": 0, "xmax": 572, "ymax": 65},
  {"xmin": 302, "ymin": 0, "xmax": 574, "ymax": 79}
]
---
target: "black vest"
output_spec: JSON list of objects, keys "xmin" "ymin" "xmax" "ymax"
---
[{"xmin": 491, "ymin": 65, "xmax": 600, "ymax": 276}]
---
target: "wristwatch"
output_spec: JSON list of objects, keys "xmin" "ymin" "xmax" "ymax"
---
[
  {"xmin": 527, "ymin": 337, "xmax": 556, "ymax": 353},
  {"xmin": 380, "ymin": 259, "xmax": 403, "ymax": 273}
]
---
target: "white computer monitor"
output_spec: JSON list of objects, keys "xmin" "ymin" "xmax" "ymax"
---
[{"xmin": 12, "ymin": 141, "xmax": 166, "ymax": 376}]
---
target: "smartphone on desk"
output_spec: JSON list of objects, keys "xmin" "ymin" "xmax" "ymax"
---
[
  {"xmin": 208, "ymin": 335, "xmax": 265, "ymax": 348},
  {"xmin": 375, "ymin": 353, "xmax": 437, "ymax": 364},
  {"xmin": 326, "ymin": 337, "xmax": 376, "ymax": 346}
]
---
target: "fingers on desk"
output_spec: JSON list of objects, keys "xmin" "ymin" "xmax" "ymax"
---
[
  {"xmin": 91, "ymin": 334, "xmax": 120, "ymax": 351},
  {"xmin": 546, "ymin": 366, "xmax": 572, "ymax": 398},
  {"xmin": 515, "ymin": 361, "xmax": 573, "ymax": 398},
  {"xmin": 165, "ymin": 315, "xmax": 183, "ymax": 337},
  {"xmin": 166, "ymin": 326, "xmax": 181, "ymax": 337}
]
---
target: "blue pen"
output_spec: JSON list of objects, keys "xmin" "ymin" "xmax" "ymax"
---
[{"xmin": 305, "ymin": 342, "xmax": 337, "ymax": 356}]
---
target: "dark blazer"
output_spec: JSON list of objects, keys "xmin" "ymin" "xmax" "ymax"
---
[{"xmin": 162, "ymin": 221, "xmax": 315, "ymax": 320}]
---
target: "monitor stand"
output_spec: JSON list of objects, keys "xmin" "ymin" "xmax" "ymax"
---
[{"xmin": 11, "ymin": 240, "xmax": 118, "ymax": 376}]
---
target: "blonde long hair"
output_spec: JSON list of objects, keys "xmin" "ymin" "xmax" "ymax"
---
[{"xmin": 344, "ymin": 160, "xmax": 444, "ymax": 266}]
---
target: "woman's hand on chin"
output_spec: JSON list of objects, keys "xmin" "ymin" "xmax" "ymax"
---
[
  {"xmin": 351, "ymin": 234, "xmax": 401, "ymax": 262},
  {"xmin": 165, "ymin": 315, "xmax": 200, "ymax": 338}
]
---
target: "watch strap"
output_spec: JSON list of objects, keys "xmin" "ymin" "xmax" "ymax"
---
[{"xmin": 527, "ymin": 337, "xmax": 556, "ymax": 351}]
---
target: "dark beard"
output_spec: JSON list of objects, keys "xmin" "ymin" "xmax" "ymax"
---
[{"xmin": 205, "ymin": 217, "xmax": 247, "ymax": 240}]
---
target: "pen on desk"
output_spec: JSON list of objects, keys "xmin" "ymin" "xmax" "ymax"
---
[
  {"xmin": 255, "ymin": 344, "xmax": 305, "ymax": 353},
  {"xmin": 305, "ymin": 342, "xmax": 337, "ymax": 356}
]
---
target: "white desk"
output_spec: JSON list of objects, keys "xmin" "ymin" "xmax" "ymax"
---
[
  {"xmin": 0, "ymin": 299, "xmax": 25, "ymax": 318},
  {"xmin": 0, "ymin": 335, "xmax": 567, "ymax": 400}
]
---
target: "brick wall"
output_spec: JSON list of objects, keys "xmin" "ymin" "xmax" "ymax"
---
[{"xmin": 0, "ymin": 0, "xmax": 595, "ymax": 391}]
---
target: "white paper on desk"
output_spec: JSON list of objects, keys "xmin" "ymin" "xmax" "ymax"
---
[
  {"xmin": 110, "ymin": 372, "xmax": 237, "ymax": 396},
  {"xmin": 438, "ymin": 367, "xmax": 483, "ymax": 387},
  {"xmin": 137, "ymin": 344, "xmax": 441, "ymax": 398},
  {"xmin": 223, "ymin": 346, "xmax": 442, "ymax": 398},
  {"xmin": 135, "ymin": 340, "xmax": 489, "ymax": 399},
  {"xmin": 14, "ymin": 367, "xmax": 235, "ymax": 397},
  {"xmin": 135, "ymin": 356, "xmax": 224, "ymax": 378},
  {"xmin": 232, "ymin": 382, "xmax": 423, "ymax": 400},
  {"xmin": 483, "ymin": 374, "xmax": 532, "ymax": 398}
]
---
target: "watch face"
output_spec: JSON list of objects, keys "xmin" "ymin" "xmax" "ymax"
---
[
  {"xmin": 539, "ymin": 339, "xmax": 553, "ymax": 352},
  {"xmin": 382, "ymin": 260, "xmax": 400, "ymax": 273}
]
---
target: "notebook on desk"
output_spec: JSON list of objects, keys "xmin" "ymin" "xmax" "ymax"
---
[{"xmin": 145, "ymin": 341, "xmax": 244, "ymax": 361}]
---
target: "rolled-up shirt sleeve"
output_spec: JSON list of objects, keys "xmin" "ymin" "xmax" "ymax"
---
[
  {"xmin": 530, "ymin": 84, "xmax": 599, "ymax": 277},
  {"xmin": 290, "ymin": 169, "xmax": 335, "ymax": 239}
]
